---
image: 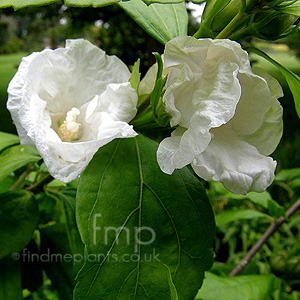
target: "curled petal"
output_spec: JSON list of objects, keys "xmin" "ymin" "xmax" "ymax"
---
[
  {"xmin": 7, "ymin": 39, "xmax": 138, "ymax": 183},
  {"xmin": 191, "ymin": 126, "xmax": 277, "ymax": 194}
]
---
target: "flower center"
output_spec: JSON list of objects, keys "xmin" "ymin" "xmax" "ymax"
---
[{"xmin": 57, "ymin": 107, "xmax": 81, "ymax": 142}]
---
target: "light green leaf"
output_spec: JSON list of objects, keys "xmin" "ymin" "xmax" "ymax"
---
[
  {"xmin": 0, "ymin": 145, "xmax": 41, "ymax": 183},
  {"xmin": 0, "ymin": 258, "xmax": 22, "ymax": 300},
  {"xmin": 0, "ymin": 0, "xmax": 58, "ymax": 9},
  {"xmin": 119, "ymin": 0, "xmax": 188, "ymax": 44},
  {"xmin": 74, "ymin": 135, "xmax": 215, "ymax": 300},
  {"xmin": 275, "ymin": 168, "xmax": 300, "ymax": 182},
  {"xmin": 0, "ymin": 191, "xmax": 39, "ymax": 259},
  {"xmin": 195, "ymin": 272, "xmax": 281, "ymax": 300},
  {"xmin": 65, "ymin": 0, "xmax": 119, "ymax": 6},
  {"xmin": 215, "ymin": 209, "xmax": 272, "ymax": 227},
  {"xmin": 143, "ymin": 0, "xmax": 183, "ymax": 4},
  {"xmin": 150, "ymin": 52, "xmax": 171, "ymax": 127},
  {"xmin": 249, "ymin": 47, "xmax": 300, "ymax": 118},
  {"xmin": 289, "ymin": 177, "xmax": 300, "ymax": 188},
  {"xmin": 165, "ymin": 265, "xmax": 179, "ymax": 300},
  {"xmin": 129, "ymin": 59, "xmax": 141, "ymax": 94},
  {"xmin": 0, "ymin": 0, "xmax": 183, "ymax": 8},
  {"xmin": 246, "ymin": 192, "xmax": 286, "ymax": 219},
  {"xmin": 276, "ymin": 2, "xmax": 300, "ymax": 17},
  {"xmin": 0, "ymin": 132, "xmax": 19, "ymax": 152}
]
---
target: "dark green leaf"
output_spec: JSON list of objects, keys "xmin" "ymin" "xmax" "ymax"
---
[
  {"xmin": 0, "ymin": 177, "xmax": 15, "ymax": 194},
  {"xmin": 21, "ymin": 240, "xmax": 43, "ymax": 293},
  {"xmin": 40, "ymin": 224, "xmax": 76, "ymax": 300},
  {"xmin": 0, "ymin": 132, "xmax": 19, "ymax": 152},
  {"xmin": 119, "ymin": 0, "xmax": 188, "ymax": 44},
  {"xmin": 0, "ymin": 258, "xmax": 22, "ymax": 300},
  {"xmin": 249, "ymin": 47, "xmax": 300, "ymax": 118},
  {"xmin": 215, "ymin": 209, "xmax": 272, "ymax": 227},
  {"xmin": 47, "ymin": 188, "xmax": 85, "ymax": 273},
  {"xmin": 0, "ymin": 145, "xmax": 40, "ymax": 183},
  {"xmin": 0, "ymin": 191, "xmax": 39, "ymax": 259},
  {"xmin": 74, "ymin": 135, "xmax": 215, "ymax": 300},
  {"xmin": 195, "ymin": 272, "xmax": 281, "ymax": 300}
]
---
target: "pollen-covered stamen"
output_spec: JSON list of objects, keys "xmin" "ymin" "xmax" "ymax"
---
[{"xmin": 57, "ymin": 107, "xmax": 81, "ymax": 142}]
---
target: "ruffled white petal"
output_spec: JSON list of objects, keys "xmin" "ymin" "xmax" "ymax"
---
[
  {"xmin": 7, "ymin": 39, "xmax": 138, "ymax": 183},
  {"xmin": 229, "ymin": 72, "xmax": 273, "ymax": 136},
  {"xmin": 191, "ymin": 125, "xmax": 277, "ymax": 194},
  {"xmin": 157, "ymin": 36, "xmax": 283, "ymax": 194},
  {"xmin": 239, "ymin": 67, "xmax": 283, "ymax": 155}
]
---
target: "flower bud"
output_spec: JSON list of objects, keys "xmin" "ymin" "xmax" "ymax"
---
[
  {"xmin": 209, "ymin": 0, "xmax": 243, "ymax": 32},
  {"xmin": 256, "ymin": 13, "xmax": 298, "ymax": 39}
]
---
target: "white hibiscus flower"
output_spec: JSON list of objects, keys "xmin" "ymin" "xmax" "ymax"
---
[
  {"xmin": 7, "ymin": 39, "xmax": 138, "ymax": 183},
  {"xmin": 157, "ymin": 36, "xmax": 283, "ymax": 194}
]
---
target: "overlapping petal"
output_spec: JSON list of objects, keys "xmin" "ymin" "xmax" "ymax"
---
[
  {"xmin": 191, "ymin": 125, "xmax": 277, "ymax": 194},
  {"xmin": 157, "ymin": 36, "xmax": 283, "ymax": 194},
  {"xmin": 7, "ymin": 39, "xmax": 138, "ymax": 182}
]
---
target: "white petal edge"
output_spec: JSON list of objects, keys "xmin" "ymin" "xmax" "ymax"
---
[{"xmin": 191, "ymin": 125, "xmax": 277, "ymax": 194}]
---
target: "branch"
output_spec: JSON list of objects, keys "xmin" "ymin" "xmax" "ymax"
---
[
  {"xmin": 25, "ymin": 173, "xmax": 54, "ymax": 193},
  {"xmin": 229, "ymin": 197, "xmax": 300, "ymax": 277},
  {"xmin": 9, "ymin": 164, "xmax": 35, "ymax": 191}
]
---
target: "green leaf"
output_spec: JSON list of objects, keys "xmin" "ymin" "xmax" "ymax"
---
[
  {"xmin": 119, "ymin": 0, "xmax": 188, "ymax": 44},
  {"xmin": 0, "ymin": 132, "xmax": 19, "ymax": 152},
  {"xmin": 65, "ymin": 0, "xmax": 119, "ymax": 6},
  {"xmin": 201, "ymin": 0, "xmax": 231, "ymax": 26},
  {"xmin": 276, "ymin": 2, "xmax": 300, "ymax": 17},
  {"xmin": 248, "ymin": 47, "xmax": 300, "ymax": 118},
  {"xmin": 165, "ymin": 265, "xmax": 179, "ymax": 300},
  {"xmin": 246, "ymin": 192, "xmax": 286, "ymax": 219},
  {"xmin": 209, "ymin": 182, "xmax": 285, "ymax": 218},
  {"xmin": 129, "ymin": 59, "xmax": 141, "ymax": 94},
  {"xmin": 289, "ymin": 176, "xmax": 300, "ymax": 188},
  {"xmin": 0, "ymin": 191, "xmax": 39, "ymax": 259},
  {"xmin": 0, "ymin": 0, "xmax": 183, "ymax": 8},
  {"xmin": 143, "ymin": 0, "xmax": 183, "ymax": 4},
  {"xmin": 0, "ymin": 0, "xmax": 58, "ymax": 9},
  {"xmin": 0, "ymin": 177, "xmax": 15, "ymax": 194},
  {"xmin": 150, "ymin": 53, "xmax": 171, "ymax": 127},
  {"xmin": 275, "ymin": 168, "xmax": 300, "ymax": 182},
  {"xmin": 0, "ymin": 258, "xmax": 22, "ymax": 300},
  {"xmin": 40, "ymin": 224, "xmax": 76, "ymax": 300},
  {"xmin": 215, "ymin": 209, "xmax": 272, "ymax": 227},
  {"xmin": 47, "ymin": 188, "xmax": 85, "ymax": 274},
  {"xmin": 195, "ymin": 272, "xmax": 281, "ymax": 300},
  {"xmin": 0, "ymin": 145, "xmax": 40, "ymax": 183},
  {"xmin": 74, "ymin": 135, "xmax": 215, "ymax": 300}
]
